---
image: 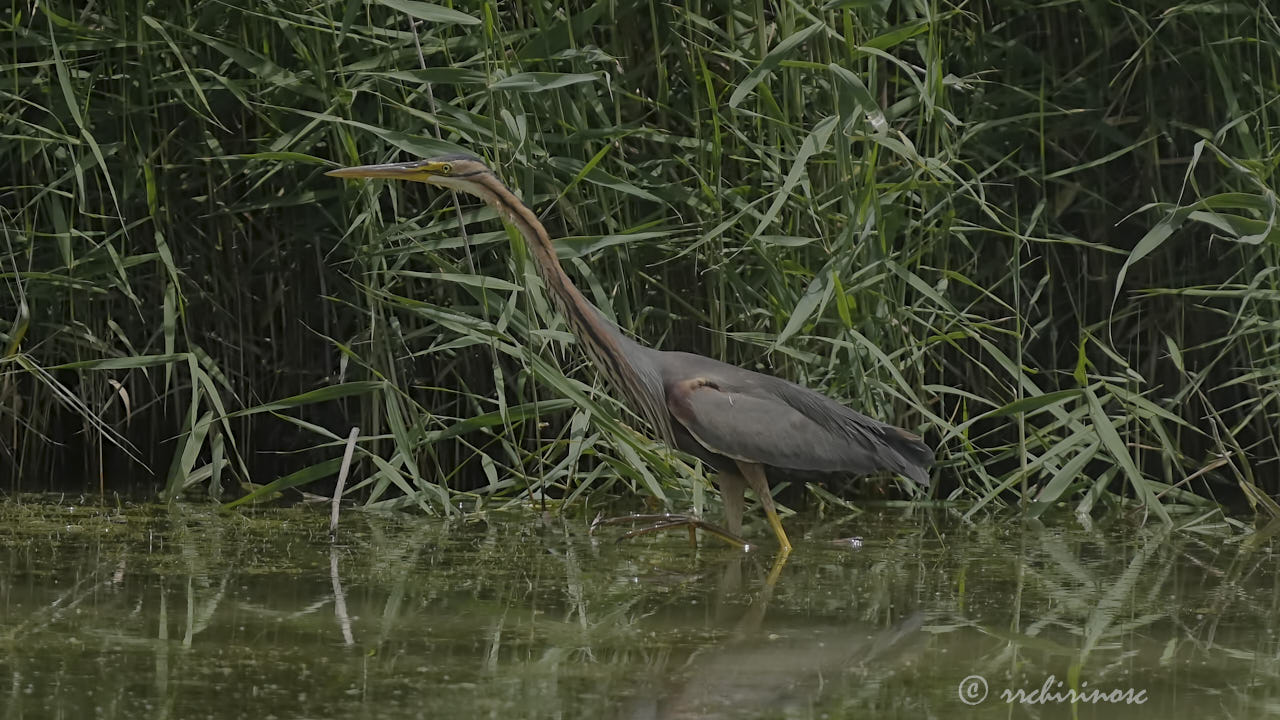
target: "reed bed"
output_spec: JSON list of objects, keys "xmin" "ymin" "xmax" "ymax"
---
[{"xmin": 2, "ymin": 1, "xmax": 1278, "ymax": 520}]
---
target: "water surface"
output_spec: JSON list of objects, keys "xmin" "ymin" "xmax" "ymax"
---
[{"xmin": 2, "ymin": 500, "xmax": 1277, "ymax": 718}]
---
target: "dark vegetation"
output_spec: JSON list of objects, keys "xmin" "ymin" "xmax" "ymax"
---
[{"xmin": 3, "ymin": 1, "xmax": 1278, "ymax": 520}]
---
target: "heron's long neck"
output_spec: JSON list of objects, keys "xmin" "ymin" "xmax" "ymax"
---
[{"xmin": 471, "ymin": 175, "xmax": 674, "ymax": 445}]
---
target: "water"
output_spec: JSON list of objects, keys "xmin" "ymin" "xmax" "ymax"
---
[{"xmin": 2, "ymin": 500, "xmax": 1278, "ymax": 719}]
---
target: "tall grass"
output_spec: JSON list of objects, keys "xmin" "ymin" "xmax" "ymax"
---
[{"xmin": 2, "ymin": 1, "xmax": 1278, "ymax": 520}]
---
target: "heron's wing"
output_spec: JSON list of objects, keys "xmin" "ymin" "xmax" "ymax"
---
[{"xmin": 666, "ymin": 377, "xmax": 930, "ymax": 485}]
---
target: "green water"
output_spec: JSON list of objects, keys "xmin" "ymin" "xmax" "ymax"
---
[{"xmin": 2, "ymin": 501, "xmax": 1277, "ymax": 719}]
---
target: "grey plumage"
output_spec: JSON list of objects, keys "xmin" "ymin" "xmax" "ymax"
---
[{"xmin": 638, "ymin": 345, "xmax": 933, "ymax": 487}]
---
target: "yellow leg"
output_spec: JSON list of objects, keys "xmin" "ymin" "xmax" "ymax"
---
[
  {"xmin": 764, "ymin": 546, "xmax": 791, "ymax": 586},
  {"xmin": 730, "ymin": 550, "xmax": 791, "ymax": 638},
  {"xmin": 736, "ymin": 461, "xmax": 792, "ymax": 553}
]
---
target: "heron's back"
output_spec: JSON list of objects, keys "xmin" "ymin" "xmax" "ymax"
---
[{"xmin": 647, "ymin": 348, "xmax": 933, "ymax": 485}]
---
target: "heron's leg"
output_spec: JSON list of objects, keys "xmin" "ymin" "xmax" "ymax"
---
[
  {"xmin": 718, "ymin": 470, "xmax": 745, "ymax": 536},
  {"xmin": 736, "ymin": 461, "xmax": 793, "ymax": 553},
  {"xmin": 710, "ymin": 474, "xmax": 748, "ymax": 603},
  {"xmin": 729, "ymin": 551, "xmax": 791, "ymax": 639}
]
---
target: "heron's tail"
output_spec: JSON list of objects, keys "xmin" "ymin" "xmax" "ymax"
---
[{"xmin": 885, "ymin": 427, "xmax": 933, "ymax": 487}]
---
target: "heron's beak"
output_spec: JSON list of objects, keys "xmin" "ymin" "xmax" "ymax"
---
[{"xmin": 325, "ymin": 160, "xmax": 448, "ymax": 180}]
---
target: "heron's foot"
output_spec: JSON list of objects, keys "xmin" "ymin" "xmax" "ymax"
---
[{"xmin": 590, "ymin": 513, "xmax": 751, "ymax": 550}]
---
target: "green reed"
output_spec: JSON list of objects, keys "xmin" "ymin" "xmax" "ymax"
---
[{"xmin": 2, "ymin": 1, "xmax": 1277, "ymax": 522}]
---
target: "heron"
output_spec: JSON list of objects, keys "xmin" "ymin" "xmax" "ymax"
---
[{"xmin": 327, "ymin": 154, "xmax": 933, "ymax": 552}]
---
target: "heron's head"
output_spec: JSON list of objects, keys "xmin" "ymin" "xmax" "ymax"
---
[{"xmin": 326, "ymin": 153, "xmax": 492, "ymax": 193}]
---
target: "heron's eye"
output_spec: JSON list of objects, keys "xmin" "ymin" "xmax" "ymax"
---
[{"xmin": 440, "ymin": 163, "xmax": 453, "ymax": 175}]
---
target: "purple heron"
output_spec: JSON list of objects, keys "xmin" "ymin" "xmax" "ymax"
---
[{"xmin": 328, "ymin": 155, "xmax": 933, "ymax": 552}]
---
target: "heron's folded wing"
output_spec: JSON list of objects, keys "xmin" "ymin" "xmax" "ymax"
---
[{"xmin": 666, "ymin": 380, "xmax": 901, "ymax": 475}]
